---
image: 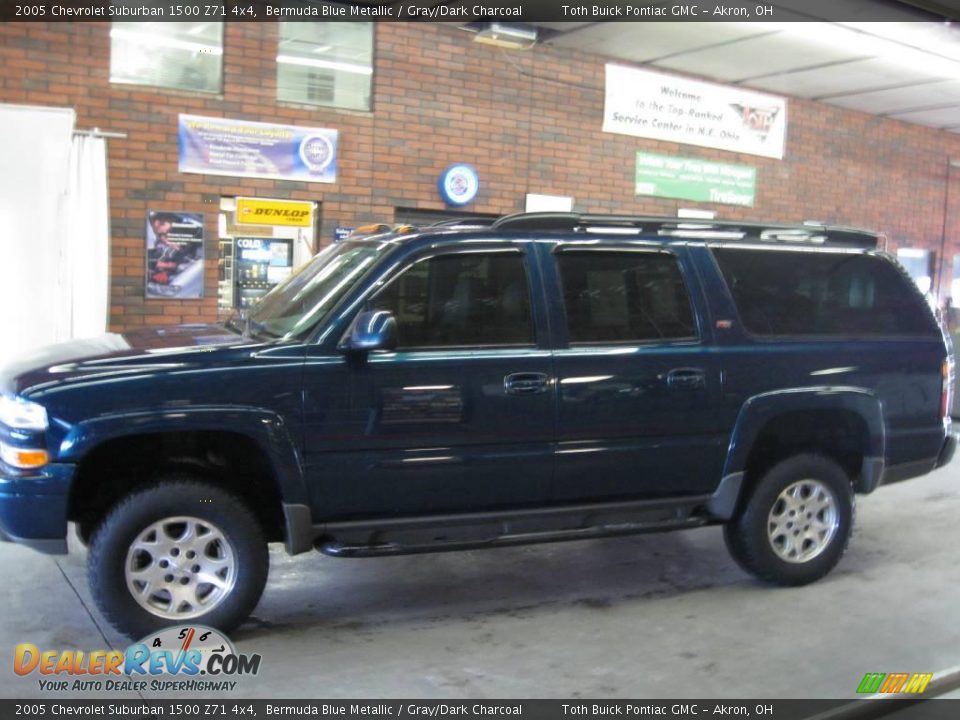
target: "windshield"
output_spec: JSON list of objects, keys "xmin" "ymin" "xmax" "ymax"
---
[{"xmin": 246, "ymin": 241, "xmax": 387, "ymax": 339}]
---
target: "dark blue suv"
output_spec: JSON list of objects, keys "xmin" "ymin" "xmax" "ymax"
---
[{"xmin": 0, "ymin": 213, "xmax": 955, "ymax": 637}]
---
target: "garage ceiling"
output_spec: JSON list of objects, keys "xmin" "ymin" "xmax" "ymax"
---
[{"xmin": 534, "ymin": 15, "xmax": 960, "ymax": 133}]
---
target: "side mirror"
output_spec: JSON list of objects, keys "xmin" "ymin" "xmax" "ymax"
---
[{"xmin": 340, "ymin": 310, "xmax": 398, "ymax": 353}]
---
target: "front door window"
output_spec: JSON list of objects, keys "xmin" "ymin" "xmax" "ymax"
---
[{"xmin": 372, "ymin": 251, "xmax": 535, "ymax": 348}]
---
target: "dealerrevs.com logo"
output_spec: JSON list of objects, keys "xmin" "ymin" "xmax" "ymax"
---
[
  {"xmin": 856, "ymin": 672, "xmax": 933, "ymax": 694},
  {"xmin": 14, "ymin": 626, "xmax": 261, "ymax": 693}
]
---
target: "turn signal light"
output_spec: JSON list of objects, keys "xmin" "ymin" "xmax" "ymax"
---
[{"xmin": 0, "ymin": 442, "xmax": 49, "ymax": 470}]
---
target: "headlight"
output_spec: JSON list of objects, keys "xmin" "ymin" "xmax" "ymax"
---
[{"xmin": 0, "ymin": 395, "xmax": 49, "ymax": 431}]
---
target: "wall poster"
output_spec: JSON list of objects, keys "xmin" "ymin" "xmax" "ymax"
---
[{"xmin": 146, "ymin": 211, "xmax": 204, "ymax": 299}]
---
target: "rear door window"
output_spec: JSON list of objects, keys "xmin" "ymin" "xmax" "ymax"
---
[
  {"xmin": 556, "ymin": 250, "xmax": 697, "ymax": 344},
  {"xmin": 711, "ymin": 248, "xmax": 938, "ymax": 337}
]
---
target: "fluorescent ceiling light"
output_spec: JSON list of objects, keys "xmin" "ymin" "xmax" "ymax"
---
[
  {"xmin": 677, "ymin": 208, "xmax": 716, "ymax": 219},
  {"xmin": 666, "ymin": 230, "xmax": 744, "ymax": 239},
  {"xmin": 110, "ymin": 28, "xmax": 223, "ymax": 55},
  {"xmin": 584, "ymin": 226, "xmax": 640, "ymax": 235},
  {"xmin": 276, "ymin": 55, "xmax": 372, "ymax": 75},
  {"xmin": 560, "ymin": 375, "xmax": 614, "ymax": 385},
  {"xmin": 473, "ymin": 22, "xmax": 538, "ymax": 50}
]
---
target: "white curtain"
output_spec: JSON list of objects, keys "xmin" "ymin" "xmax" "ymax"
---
[
  {"xmin": 0, "ymin": 104, "xmax": 110, "ymax": 371},
  {"xmin": 0, "ymin": 104, "xmax": 75, "ymax": 369},
  {"xmin": 62, "ymin": 134, "xmax": 110, "ymax": 341}
]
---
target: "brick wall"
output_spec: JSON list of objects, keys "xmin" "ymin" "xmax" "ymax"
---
[{"xmin": 3, "ymin": 21, "xmax": 960, "ymax": 330}]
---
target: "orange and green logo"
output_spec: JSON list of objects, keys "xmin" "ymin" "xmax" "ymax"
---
[{"xmin": 856, "ymin": 672, "xmax": 933, "ymax": 694}]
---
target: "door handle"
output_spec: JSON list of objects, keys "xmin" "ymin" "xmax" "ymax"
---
[
  {"xmin": 666, "ymin": 367, "xmax": 706, "ymax": 390},
  {"xmin": 504, "ymin": 372, "xmax": 550, "ymax": 395}
]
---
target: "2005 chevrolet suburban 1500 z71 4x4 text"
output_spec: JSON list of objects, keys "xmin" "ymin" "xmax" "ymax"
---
[{"xmin": 0, "ymin": 213, "xmax": 955, "ymax": 637}]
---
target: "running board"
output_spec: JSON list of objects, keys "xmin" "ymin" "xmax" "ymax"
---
[
  {"xmin": 318, "ymin": 518, "xmax": 706, "ymax": 557},
  {"xmin": 313, "ymin": 495, "xmax": 712, "ymax": 558}
]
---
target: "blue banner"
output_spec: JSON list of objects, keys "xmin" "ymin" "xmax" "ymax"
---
[{"xmin": 178, "ymin": 114, "xmax": 337, "ymax": 184}]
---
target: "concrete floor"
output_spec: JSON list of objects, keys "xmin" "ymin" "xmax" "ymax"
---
[{"xmin": 2, "ymin": 463, "xmax": 960, "ymax": 700}]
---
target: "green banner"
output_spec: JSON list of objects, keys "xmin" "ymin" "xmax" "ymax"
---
[{"xmin": 635, "ymin": 152, "xmax": 756, "ymax": 207}]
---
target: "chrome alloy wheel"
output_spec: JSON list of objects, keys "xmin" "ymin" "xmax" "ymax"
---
[
  {"xmin": 124, "ymin": 516, "xmax": 237, "ymax": 619},
  {"xmin": 767, "ymin": 479, "xmax": 839, "ymax": 564}
]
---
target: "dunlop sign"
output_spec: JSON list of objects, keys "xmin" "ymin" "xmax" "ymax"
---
[{"xmin": 236, "ymin": 198, "xmax": 314, "ymax": 228}]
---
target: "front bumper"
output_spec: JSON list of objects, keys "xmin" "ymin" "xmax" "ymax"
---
[{"xmin": 0, "ymin": 462, "xmax": 73, "ymax": 554}]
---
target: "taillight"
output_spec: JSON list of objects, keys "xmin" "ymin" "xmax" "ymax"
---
[{"xmin": 942, "ymin": 358, "xmax": 954, "ymax": 420}]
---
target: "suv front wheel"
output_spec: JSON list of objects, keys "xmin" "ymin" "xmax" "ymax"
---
[
  {"xmin": 724, "ymin": 454, "xmax": 854, "ymax": 586},
  {"xmin": 88, "ymin": 478, "xmax": 269, "ymax": 638}
]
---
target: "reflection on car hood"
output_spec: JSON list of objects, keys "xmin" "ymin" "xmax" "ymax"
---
[{"xmin": 0, "ymin": 324, "xmax": 250, "ymax": 396}]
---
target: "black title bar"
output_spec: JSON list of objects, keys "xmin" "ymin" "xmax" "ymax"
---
[
  {"xmin": 2, "ymin": 699, "xmax": 960, "ymax": 720},
  {"xmin": 3, "ymin": 0, "xmax": 960, "ymax": 23}
]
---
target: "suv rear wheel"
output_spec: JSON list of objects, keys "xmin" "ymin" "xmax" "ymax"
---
[
  {"xmin": 724, "ymin": 454, "xmax": 854, "ymax": 585},
  {"xmin": 88, "ymin": 478, "xmax": 269, "ymax": 638}
]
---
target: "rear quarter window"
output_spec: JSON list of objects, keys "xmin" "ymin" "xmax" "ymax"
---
[{"xmin": 711, "ymin": 248, "xmax": 938, "ymax": 337}]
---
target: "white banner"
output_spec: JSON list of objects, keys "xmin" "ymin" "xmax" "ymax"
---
[{"xmin": 603, "ymin": 64, "xmax": 787, "ymax": 160}]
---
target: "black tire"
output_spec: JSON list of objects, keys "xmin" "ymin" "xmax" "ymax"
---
[
  {"xmin": 88, "ymin": 478, "xmax": 269, "ymax": 638},
  {"xmin": 724, "ymin": 454, "xmax": 854, "ymax": 586}
]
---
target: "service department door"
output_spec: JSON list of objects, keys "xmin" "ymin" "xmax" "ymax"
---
[
  {"xmin": 301, "ymin": 244, "xmax": 555, "ymax": 520},
  {"xmin": 548, "ymin": 246, "xmax": 726, "ymax": 502}
]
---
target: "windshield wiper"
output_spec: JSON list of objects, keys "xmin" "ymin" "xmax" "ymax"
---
[
  {"xmin": 247, "ymin": 317, "xmax": 282, "ymax": 340},
  {"xmin": 223, "ymin": 315, "xmax": 246, "ymax": 337}
]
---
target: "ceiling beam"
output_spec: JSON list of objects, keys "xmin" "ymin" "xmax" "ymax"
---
[
  {"xmin": 884, "ymin": 100, "xmax": 960, "ymax": 117},
  {"xmin": 735, "ymin": 56, "xmax": 877, "ymax": 84},
  {"xmin": 814, "ymin": 77, "xmax": 950, "ymax": 101},
  {"xmin": 640, "ymin": 30, "xmax": 781, "ymax": 66}
]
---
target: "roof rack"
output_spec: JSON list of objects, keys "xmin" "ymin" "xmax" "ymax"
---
[
  {"xmin": 429, "ymin": 217, "xmax": 498, "ymax": 228},
  {"xmin": 347, "ymin": 218, "xmax": 497, "ymax": 240},
  {"xmin": 491, "ymin": 212, "xmax": 881, "ymax": 248}
]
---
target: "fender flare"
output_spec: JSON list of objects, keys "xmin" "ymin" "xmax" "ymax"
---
[
  {"xmin": 58, "ymin": 405, "xmax": 308, "ymax": 508},
  {"xmin": 708, "ymin": 386, "xmax": 886, "ymax": 519}
]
